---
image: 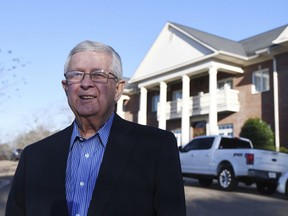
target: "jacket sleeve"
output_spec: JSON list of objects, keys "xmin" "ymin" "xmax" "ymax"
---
[{"xmin": 153, "ymin": 131, "xmax": 186, "ymax": 216}]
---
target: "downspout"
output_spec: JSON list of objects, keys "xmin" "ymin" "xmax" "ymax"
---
[{"xmin": 273, "ymin": 57, "xmax": 280, "ymax": 152}]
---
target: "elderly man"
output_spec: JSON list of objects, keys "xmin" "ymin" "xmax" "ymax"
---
[{"xmin": 6, "ymin": 40, "xmax": 186, "ymax": 216}]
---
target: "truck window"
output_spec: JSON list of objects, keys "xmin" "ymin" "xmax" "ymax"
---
[
  {"xmin": 219, "ymin": 138, "xmax": 251, "ymax": 149},
  {"xmin": 235, "ymin": 139, "xmax": 251, "ymax": 148},
  {"xmin": 183, "ymin": 137, "xmax": 214, "ymax": 152}
]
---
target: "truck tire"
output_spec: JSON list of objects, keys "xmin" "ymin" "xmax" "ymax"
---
[
  {"xmin": 218, "ymin": 165, "xmax": 237, "ymax": 191},
  {"xmin": 198, "ymin": 178, "xmax": 213, "ymax": 187},
  {"xmin": 256, "ymin": 182, "xmax": 277, "ymax": 195}
]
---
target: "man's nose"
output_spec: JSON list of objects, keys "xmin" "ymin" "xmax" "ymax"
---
[{"xmin": 81, "ymin": 73, "xmax": 94, "ymax": 86}]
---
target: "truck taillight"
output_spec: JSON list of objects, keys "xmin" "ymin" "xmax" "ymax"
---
[{"xmin": 245, "ymin": 153, "xmax": 254, "ymax": 165}]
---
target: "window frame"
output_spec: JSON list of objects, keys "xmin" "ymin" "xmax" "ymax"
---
[
  {"xmin": 218, "ymin": 124, "xmax": 234, "ymax": 137},
  {"xmin": 252, "ymin": 68, "xmax": 270, "ymax": 94}
]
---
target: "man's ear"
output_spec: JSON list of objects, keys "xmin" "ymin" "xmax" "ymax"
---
[
  {"xmin": 114, "ymin": 80, "xmax": 125, "ymax": 102},
  {"xmin": 62, "ymin": 80, "xmax": 68, "ymax": 95}
]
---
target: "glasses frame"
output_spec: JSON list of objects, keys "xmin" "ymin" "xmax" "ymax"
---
[{"xmin": 64, "ymin": 69, "xmax": 118, "ymax": 84}]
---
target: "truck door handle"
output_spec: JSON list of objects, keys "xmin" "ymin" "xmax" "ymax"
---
[{"xmin": 206, "ymin": 153, "xmax": 211, "ymax": 157}]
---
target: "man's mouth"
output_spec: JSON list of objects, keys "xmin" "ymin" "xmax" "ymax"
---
[{"xmin": 79, "ymin": 95, "xmax": 96, "ymax": 99}]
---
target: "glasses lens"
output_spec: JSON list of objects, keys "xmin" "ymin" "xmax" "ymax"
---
[
  {"xmin": 65, "ymin": 71, "xmax": 83, "ymax": 83},
  {"xmin": 90, "ymin": 71, "xmax": 108, "ymax": 83}
]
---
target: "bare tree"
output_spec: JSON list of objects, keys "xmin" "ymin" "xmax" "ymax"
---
[
  {"xmin": 10, "ymin": 105, "xmax": 73, "ymax": 149},
  {"xmin": 12, "ymin": 125, "xmax": 54, "ymax": 149},
  {"xmin": 0, "ymin": 49, "xmax": 28, "ymax": 104},
  {"xmin": 0, "ymin": 143, "xmax": 12, "ymax": 160}
]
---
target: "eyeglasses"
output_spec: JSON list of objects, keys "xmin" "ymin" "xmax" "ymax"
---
[{"xmin": 64, "ymin": 70, "xmax": 118, "ymax": 84}]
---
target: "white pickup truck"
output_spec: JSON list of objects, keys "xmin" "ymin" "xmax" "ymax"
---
[{"xmin": 179, "ymin": 135, "xmax": 288, "ymax": 194}]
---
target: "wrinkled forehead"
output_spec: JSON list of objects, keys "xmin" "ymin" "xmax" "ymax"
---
[{"xmin": 65, "ymin": 51, "xmax": 112, "ymax": 72}]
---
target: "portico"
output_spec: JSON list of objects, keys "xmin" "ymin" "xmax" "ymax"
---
[{"xmin": 136, "ymin": 61, "xmax": 242, "ymax": 145}]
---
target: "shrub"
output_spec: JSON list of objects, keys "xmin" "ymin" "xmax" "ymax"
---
[
  {"xmin": 279, "ymin": 146, "xmax": 288, "ymax": 153},
  {"xmin": 240, "ymin": 118, "xmax": 274, "ymax": 150}
]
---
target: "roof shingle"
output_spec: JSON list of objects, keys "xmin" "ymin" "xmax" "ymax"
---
[{"xmin": 171, "ymin": 22, "xmax": 287, "ymax": 57}]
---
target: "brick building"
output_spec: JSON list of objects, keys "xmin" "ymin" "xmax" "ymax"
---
[{"xmin": 116, "ymin": 22, "xmax": 288, "ymax": 149}]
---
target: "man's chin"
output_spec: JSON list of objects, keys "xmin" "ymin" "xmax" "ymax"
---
[
  {"xmin": 80, "ymin": 113, "xmax": 98, "ymax": 118},
  {"xmin": 76, "ymin": 110, "xmax": 99, "ymax": 118}
]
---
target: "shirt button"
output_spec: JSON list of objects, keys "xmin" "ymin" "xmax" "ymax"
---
[
  {"xmin": 80, "ymin": 182, "xmax": 85, "ymax": 187},
  {"xmin": 85, "ymin": 153, "xmax": 90, "ymax": 158}
]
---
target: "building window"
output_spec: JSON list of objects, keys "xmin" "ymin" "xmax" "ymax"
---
[
  {"xmin": 218, "ymin": 124, "xmax": 233, "ymax": 136},
  {"xmin": 218, "ymin": 79, "xmax": 232, "ymax": 90},
  {"xmin": 252, "ymin": 69, "xmax": 270, "ymax": 93},
  {"xmin": 151, "ymin": 95, "xmax": 159, "ymax": 112},
  {"xmin": 172, "ymin": 90, "xmax": 182, "ymax": 100}
]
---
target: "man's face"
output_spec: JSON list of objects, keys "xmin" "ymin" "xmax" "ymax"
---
[{"xmin": 62, "ymin": 51, "xmax": 124, "ymax": 120}]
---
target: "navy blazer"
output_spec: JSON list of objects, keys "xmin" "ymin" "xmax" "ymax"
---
[{"xmin": 6, "ymin": 114, "xmax": 186, "ymax": 216}]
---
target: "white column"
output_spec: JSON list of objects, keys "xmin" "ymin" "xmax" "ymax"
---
[
  {"xmin": 273, "ymin": 58, "xmax": 280, "ymax": 152},
  {"xmin": 116, "ymin": 95, "xmax": 130, "ymax": 119},
  {"xmin": 181, "ymin": 75, "xmax": 190, "ymax": 145},
  {"xmin": 208, "ymin": 65, "xmax": 218, "ymax": 135},
  {"xmin": 116, "ymin": 97, "xmax": 124, "ymax": 118},
  {"xmin": 158, "ymin": 81, "xmax": 167, "ymax": 130},
  {"xmin": 138, "ymin": 87, "xmax": 147, "ymax": 125}
]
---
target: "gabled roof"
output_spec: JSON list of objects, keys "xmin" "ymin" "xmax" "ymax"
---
[
  {"xmin": 129, "ymin": 21, "xmax": 288, "ymax": 84},
  {"xmin": 171, "ymin": 22, "xmax": 247, "ymax": 56},
  {"xmin": 240, "ymin": 25, "xmax": 287, "ymax": 55},
  {"xmin": 171, "ymin": 22, "xmax": 288, "ymax": 57}
]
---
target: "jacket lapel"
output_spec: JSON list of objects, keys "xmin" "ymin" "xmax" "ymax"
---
[
  {"xmin": 48, "ymin": 124, "xmax": 73, "ymax": 215},
  {"xmin": 88, "ymin": 114, "xmax": 136, "ymax": 215}
]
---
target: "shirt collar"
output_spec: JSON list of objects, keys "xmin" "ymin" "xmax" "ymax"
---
[{"xmin": 69, "ymin": 113, "xmax": 114, "ymax": 151}]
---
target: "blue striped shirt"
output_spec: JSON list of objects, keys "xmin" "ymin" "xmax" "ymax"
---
[{"xmin": 65, "ymin": 113, "xmax": 114, "ymax": 216}]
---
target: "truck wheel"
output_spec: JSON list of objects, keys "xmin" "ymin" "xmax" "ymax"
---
[
  {"xmin": 198, "ymin": 178, "xmax": 213, "ymax": 187},
  {"xmin": 256, "ymin": 182, "xmax": 277, "ymax": 195},
  {"xmin": 218, "ymin": 165, "xmax": 237, "ymax": 191}
]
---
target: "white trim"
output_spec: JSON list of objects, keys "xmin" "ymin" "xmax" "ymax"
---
[
  {"xmin": 170, "ymin": 22, "xmax": 218, "ymax": 53},
  {"xmin": 137, "ymin": 61, "xmax": 243, "ymax": 89},
  {"xmin": 273, "ymin": 26, "xmax": 288, "ymax": 44}
]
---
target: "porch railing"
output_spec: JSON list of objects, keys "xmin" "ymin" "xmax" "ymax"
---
[{"xmin": 157, "ymin": 88, "xmax": 240, "ymax": 120}]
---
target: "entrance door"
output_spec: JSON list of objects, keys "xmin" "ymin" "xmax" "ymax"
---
[{"xmin": 192, "ymin": 121, "xmax": 206, "ymax": 137}]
